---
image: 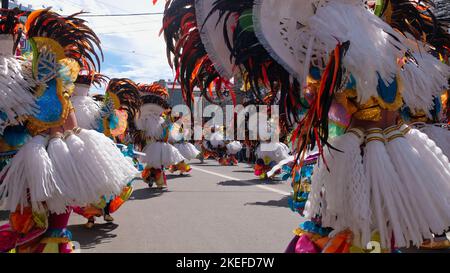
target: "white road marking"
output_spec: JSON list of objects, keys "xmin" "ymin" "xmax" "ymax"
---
[{"xmin": 190, "ymin": 166, "xmax": 291, "ymax": 196}]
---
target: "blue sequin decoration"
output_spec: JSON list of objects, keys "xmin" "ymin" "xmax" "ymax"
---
[
  {"xmin": 376, "ymin": 73, "xmax": 398, "ymax": 104},
  {"xmin": 34, "ymin": 79, "xmax": 63, "ymax": 123},
  {"xmin": 309, "ymin": 66, "xmax": 321, "ymax": 80},
  {"xmin": 2, "ymin": 125, "xmax": 31, "ymax": 147},
  {"xmin": 109, "ymin": 114, "xmax": 119, "ymax": 130},
  {"xmin": 346, "ymin": 74, "xmax": 357, "ymax": 90}
]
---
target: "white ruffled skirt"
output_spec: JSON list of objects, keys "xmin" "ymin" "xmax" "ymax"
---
[
  {"xmin": 256, "ymin": 142, "xmax": 290, "ymax": 163},
  {"xmin": 174, "ymin": 142, "xmax": 200, "ymax": 160},
  {"xmin": 0, "ymin": 128, "xmax": 139, "ymax": 214},
  {"xmin": 305, "ymin": 124, "xmax": 450, "ymax": 249},
  {"xmin": 140, "ymin": 142, "xmax": 185, "ymax": 168},
  {"xmin": 419, "ymin": 124, "xmax": 450, "ymax": 160},
  {"xmin": 226, "ymin": 141, "xmax": 243, "ymax": 155}
]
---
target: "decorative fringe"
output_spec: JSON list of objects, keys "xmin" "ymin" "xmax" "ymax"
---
[
  {"xmin": 309, "ymin": 2, "xmax": 406, "ymax": 104},
  {"xmin": 419, "ymin": 124, "xmax": 450, "ymax": 159},
  {"xmin": 47, "ymin": 137, "xmax": 98, "ymax": 209},
  {"xmin": 0, "ymin": 56, "xmax": 38, "ymax": 129},
  {"xmin": 208, "ymin": 132, "xmax": 225, "ymax": 148},
  {"xmin": 75, "ymin": 129, "xmax": 139, "ymax": 186},
  {"xmin": 364, "ymin": 129, "xmax": 416, "ymax": 248},
  {"xmin": 306, "ymin": 128, "xmax": 370, "ymax": 247},
  {"xmin": 226, "ymin": 141, "xmax": 242, "ymax": 155},
  {"xmin": 256, "ymin": 142, "xmax": 290, "ymax": 163},
  {"xmin": 135, "ymin": 113, "xmax": 164, "ymax": 139},
  {"xmin": 400, "ymin": 45, "xmax": 450, "ymax": 115},
  {"xmin": 0, "ymin": 135, "xmax": 58, "ymax": 213},
  {"xmin": 174, "ymin": 142, "xmax": 200, "ymax": 160},
  {"xmin": 141, "ymin": 141, "xmax": 185, "ymax": 168},
  {"xmin": 384, "ymin": 125, "xmax": 450, "ymax": 247}
]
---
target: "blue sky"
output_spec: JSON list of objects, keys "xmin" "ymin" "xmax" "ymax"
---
[{"xmin": 16, "ymin": 0, "xmax": 174, "ymax": 93}]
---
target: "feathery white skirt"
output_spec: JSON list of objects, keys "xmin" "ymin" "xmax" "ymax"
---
[
  {"xmin": 256, "ymin": 142, "xmax": 291, "ymax": 163},
  {"xmin": 0, "ymin": 129, "xmax": 139, "ymax": 214},
  {"xmin": 419, "ymin": 124, "xmax": 450, "ymax": 160},
  {"xmin": 305, "ymin": 125, "xmax": 450, "ymax": 249},
  {"xmin": 140, "ymin": 142, "xmax": 185, "ymax": 168},
  {"xmin": 226, "ymin": 141, "xmax": 243, "ymax": 155},
  {"xmin": 174, "ymin": 142, "xmax": 200, "ymax": 160}
]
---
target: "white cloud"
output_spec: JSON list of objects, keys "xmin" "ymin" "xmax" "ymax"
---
[{"xmin": 15, "ymin": 0, "xmax": 174, "ymax": 91}]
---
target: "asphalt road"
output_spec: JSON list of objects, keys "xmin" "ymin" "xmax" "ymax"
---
[{"xmin": 68, "ymin": 160, "xmax": 300, "ymax": 253}]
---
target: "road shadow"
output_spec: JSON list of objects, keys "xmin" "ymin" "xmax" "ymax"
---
[
  {"xmin": 398, "ymin": 247, "xmax": 450, "ymax": 253},
  {"xmin": 0, "ymin": 210, "xmax": 9, "ymax": 221},
  {"xmin": 245, "ymin": 196, "xmax": 290, "ymax": 208},
  {"xmin": 129, "ymin": 188, "xmax": 169, "ymax": 200},
  {"xmin": 166, "ymin": 174, "xmax": 191, "ymax": 180},
  {"xmin": 68, "ymin": 223, "xmax": 118, "ymax": 249},
  {"xmin": 232, "ymin": 170, "xmax": 254, "ymax": 174},
  {"xmin": 217, "ymin": 179, "xmax": 272, "ymax": 187},
  {"xmin": 190, "ymin": 164, "xmax": 218, "ymax": 167}
]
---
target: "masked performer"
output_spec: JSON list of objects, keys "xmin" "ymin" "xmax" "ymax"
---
[
  {"xmin": 0, "ymin": 9, "xmax": 139, "ymax": 253},
  {"xmin": 71, "ymin": 76, "xmax": 141, "ymax": 229}
]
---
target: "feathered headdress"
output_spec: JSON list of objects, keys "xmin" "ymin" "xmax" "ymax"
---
[
  {"xmin": 105, "ymin": 78, "xmax": 142, "ymax": 121},
  {"xmin": 75, "ymin": 70, "xmax": 109, "ymax": 88},
  {"xmin": 25, "ymin": 8, "xmax": 103, "ymax": 72},
  {"xmin": 0, "ymin": 8, "xmax": 25, "ymax": 35},
  {"xmin": 0, "ymin": 8, "xmax": 27, "ymax": 54},
  {"xmin": 380, "ymin": 0, "xmax": 450, "ymax": 56},
  {"xmin": 205, "ymin": 0, "xmax": 304, "ymax": 126},
  {"xmin": 161, "ymin": 0, "xmax": 232, "ymax": 106},
  {"xmin": 138, "ymin": 82, "xmax": 169, "ymax": 98}
]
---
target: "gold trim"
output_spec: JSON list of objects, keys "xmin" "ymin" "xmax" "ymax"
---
[
  {"xmin": 383, "ymin": 124, "xmax": 402, "ymax": 135},
  {"xmin": 50, "ymin": 132, "xmax": 64, "ymax": 140},
  {"xmin": 72, "ymin": 127, "xmax": 82, "ymax": 135},
  {"xmin": 63, "ymin": 130, "xmax": 73, "ymax": 140},
  {"xmin": 366, "ymin": 128, "xmax": 383, "ymax": 134},
  {"xmin": 348, "ymin": 128, "xmax": 365, "ymax": 139},
  {"xmin": 387, "ymin": 133, "xmax": 405, "ymax": 142},
  {"xmin": 366, "ymin": 136, "xmax": 386, "ymax": 143}
]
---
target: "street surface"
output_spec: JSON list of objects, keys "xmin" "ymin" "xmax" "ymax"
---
[{"xmin": 0, "ymin": 160, "xmax": 299, "ymax": 253}]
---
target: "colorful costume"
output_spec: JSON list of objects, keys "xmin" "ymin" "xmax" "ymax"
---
[
  {"xmin": 159, "ymin": 0, "xmax": 450, "ymax": 252},
  {"xmin": 0, "ymin": 9, "xmax": 138, "ymax": 253},
  {"xmin": 168, "ymin": 118, "xmax": 199, "ymax": 174},
  {"xmin": 70, "ymin": 76, "xmax": 141, "ymax": 228},
  {"xmin": 254, "ymin": 0, "xmax": 450, "ymax": 250},
  {"xmin": 135, "ymin": 84, "xmax": 185, "ymax": 188}
]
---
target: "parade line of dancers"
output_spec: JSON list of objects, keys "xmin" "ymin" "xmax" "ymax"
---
[{"xmin": 2, "ymin": 0, "xmax": 450, "ymax": 253}]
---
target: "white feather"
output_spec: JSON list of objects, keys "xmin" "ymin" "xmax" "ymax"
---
[{"xmin": 71, "ymin": 96, "xmax": 102, "ymax": 130}]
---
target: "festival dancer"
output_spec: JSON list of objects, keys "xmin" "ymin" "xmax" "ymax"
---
[
  {"xmin": 162, "ymin": 0, "xmax": 450, "ymax": 252},
  {"xmin": 168, "ymin": 112, "xmax": 199, "ymax": 175},
  {"xmin": 0, "ymin": 9, "xmax": 139, "ymax": 253},
  {"xmin": 252, "ymin": 0, "xmax": 450, "ymax": 251},
  {"xmin": 135, "ymin": 83, "xmax": 185, "ymax": 189},
  {"xmin": 71, "ymin": 75, "xmax": 141, "ymax": 229}
]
